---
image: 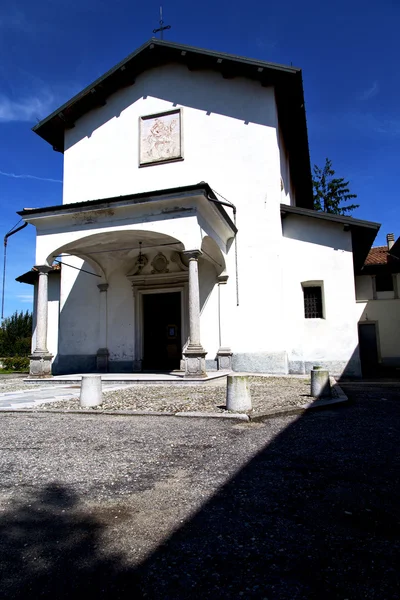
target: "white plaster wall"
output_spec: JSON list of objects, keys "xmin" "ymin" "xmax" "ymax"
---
[
  {"xmin": 47, "ymin": 274, "xmax": 60, "ymax": 359},
  {"xmin": 356, "ymin": 300, "xmax": 400, "ymax": 360},
  {"xmin": 281, "ymin": 216, "xmax": 360, "ymax": 375},
  {"xmin": 355, "ymin": 275, "xmax": 374, "ymax": 300},
  {"xmin": 278, "ymin": 127, "xmax": 295, "ymax": 206},
  {"xmin": 106, "ymin": 267, "xmax": 135, "ymax": 362},
  {"xmin": 198, "ymin": 259, "xmax": 219, "ymax": 361},
  {"xmin": 58, "ymin": 256, "xmax": 100, "ymax": 356},
  {"xmin": 35, "ymin": 212, "xmax": 202, "ymax": 266},
  {"xmin": 63, "ymin": 64, "xmax": 281, "ymax": 209},
  {"xmin": 33, "ymin": 62, "xmax": 364, "ymax": 374},
  {"xmin": 61, "ymin": 65, "xmax": 288, "ymax": 364}
]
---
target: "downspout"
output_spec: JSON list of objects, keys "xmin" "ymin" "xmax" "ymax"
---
[
  {"xmin": 206, "ymin": 191, "xmax": 240, "ymax": 307},
  {"xmin": 2, "ymin": 222, "xmax": 28, "ymax": 319}
]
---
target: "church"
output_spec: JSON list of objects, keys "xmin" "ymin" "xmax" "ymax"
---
[{"xmin": 16, "ymin": 39, "xmax": 380, "ymax": 378}]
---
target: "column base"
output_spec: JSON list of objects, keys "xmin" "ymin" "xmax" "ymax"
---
[
  {"xmin": 217, "ymin": 347, "xmax": 233, "ymax": 371},
  {"xmin": 29, "ymin": 352, "xmax": 53, "ymax": 377},
  {"xmin": 96, "ymin": 348, "xmax": 109, "ymax": 373},
  {"xmin": 183, "ymin": 345, "xmax": 207, "ymax": 378}
]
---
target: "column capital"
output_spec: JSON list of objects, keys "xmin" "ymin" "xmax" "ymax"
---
[
  {"xmin": 182, "ymin": 249, "xmax": 202, "ymax": 261},
  {"xmin": 34, "ymin": 265, "xmax": 52, "ymax": 275},
  {"xmin": 97, "ymin": 283, "xmax": 109, "ymax": 292},
  {"xmin": 218, "ymin": 273, "xmax": 229, "ymax": 285}
]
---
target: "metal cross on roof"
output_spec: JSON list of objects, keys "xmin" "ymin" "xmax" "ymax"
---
[{"xmin": 153, "ymin": 6, "xmax": 171, "ymax": 40}]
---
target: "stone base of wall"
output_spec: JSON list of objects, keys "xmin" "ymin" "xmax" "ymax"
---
[
  {"xmin": 53, "ymin": 355, "xmax": 137, "ymax": 374},
  {"xmin": 231, "ymin": 352, "xmax": 288, "ymax": 374},
  {"xmin": 288, "ymin": 359, "xmax": 362, "ymax": 379},
  {"xmin": 108, "ymin": 361, "xmax": 135, "ymax": 373},
  {"xmin": 52, "ymin": 355, "xmax": 97, "ymax": 375},
  {"xmin": 205, "ymin": 359, "xmax": 218, "ymax": 371}
]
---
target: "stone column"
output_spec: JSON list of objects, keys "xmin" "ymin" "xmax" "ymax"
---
[
  {"xmin": 217, "ymin": 273, "xmax": 233, "ymax": 371},
  {"xmin": 182, "ymin": 250, "xmax": 207, "ymax": 378},
  {"xmin": 29, "ymin": 266, "xmax": 53, "ymax": 377},
  {"xmin": 96, "ymin": 283, "xmax": 109, "ymax": 372}
]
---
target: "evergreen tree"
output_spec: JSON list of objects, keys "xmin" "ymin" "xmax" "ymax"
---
[
  {"xmin": 313, "ymin": 158, "xmax": 359, "ymax": 215},
  {"xmin": 0, "ymin": 310, "xmax": 33, "ymax": 357}
]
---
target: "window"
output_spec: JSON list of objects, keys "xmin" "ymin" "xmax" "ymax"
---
[
  {"xmin": 375, "ymin": 274, "xmax": 393, "ymax": 292},
  {"xmin": 303, "ymin": 286, "xmax": 323, "ymax": 319}
]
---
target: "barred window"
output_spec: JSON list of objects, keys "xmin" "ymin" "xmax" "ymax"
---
[{"xmin": 303, "ymin": 286, "xmax": 323, "ymax": 319}]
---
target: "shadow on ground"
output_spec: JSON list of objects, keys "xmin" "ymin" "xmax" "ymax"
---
[{"xmin": 1, "ymin": 385, "xmax": 399, "ymax": 599}]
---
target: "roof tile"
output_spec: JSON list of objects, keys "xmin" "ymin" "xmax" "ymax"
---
[{"xmin": 364, "ymin": 246, "xmax": 388, "ymax": 266}]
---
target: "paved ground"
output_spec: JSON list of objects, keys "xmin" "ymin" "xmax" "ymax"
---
[
  {"xmin": 0, "ymin": 376, "xmax": 317, "ymax": 413},
  {"xmin": 35, "ymin": 376, "xmax": 317, "ymax": 414},
  {"xmin": 0, "ymin": 381, "xmax": 129, "ymax": 409},
  {"xmin": 0, "ymin": 381, "xmax": 399, "ymax": 598}
]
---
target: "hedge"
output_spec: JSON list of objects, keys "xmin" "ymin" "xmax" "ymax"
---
[{"xmin": 1, "ymin": 357, "xmax": 30, "ymax": 371}]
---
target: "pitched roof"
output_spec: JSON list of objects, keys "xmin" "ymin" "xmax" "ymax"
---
[
  {"xmin": 362, "ymin": 242, "xmax": 400, "ymax": 273},
  {"xmin": 32, "ymin": 39, "xmax": 313, "ymax": 209},
  {"xmin": 364, "ymin": 246, "xmax": 388, "ymax": 266}
]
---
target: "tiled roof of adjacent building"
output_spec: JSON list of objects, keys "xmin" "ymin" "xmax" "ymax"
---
[
  {"xmin": 364, "ymin": 246, "xmax": 388, "ymax": 266},
  {"xmin": 362, "ymin": 242, "xmax": 400, "ymax": 273}
]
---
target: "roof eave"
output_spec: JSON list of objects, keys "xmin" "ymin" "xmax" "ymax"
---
[
  {"xmin": 18, "ymin": 182, "xmax": 238, "ymax": 235},
  {"xmin": 280, "ymin": 204, "xmax": 381, "ymax": 271}
]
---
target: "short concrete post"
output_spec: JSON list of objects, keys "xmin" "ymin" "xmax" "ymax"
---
[
  {"xmin": 80, "ymin": 375, "xmax": 103, "ymax": 408},
  {"xmin": 310, "ymin": 366, "xmax": 331, "ymax": 398},
  {"xmin": 226, "ymin": 374, "xmax": 252, "ymax": 412}
]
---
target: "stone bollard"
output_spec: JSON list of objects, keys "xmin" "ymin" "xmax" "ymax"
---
[
  {"xmin": 80, "ymin": 375, "xmax": 103, "ymax": 408},
  {"xmin": 226, "ymin": 374, "xmax": 252, "ymax": 412},
  {"xmin": 310, "ymin": 366, "xmax": 331, "ymax": 399}
]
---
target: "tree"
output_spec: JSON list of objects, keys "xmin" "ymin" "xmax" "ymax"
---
[
  {"xmin": 0, "ymin": 310, "xmax": 33, "ymax": 357},
  {"xmin": 313, "ymin": 158, "xmax": 359, "ymax": 215}
]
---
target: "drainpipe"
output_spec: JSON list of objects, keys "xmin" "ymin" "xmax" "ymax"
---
[{"xmin": 2, "ymin": 222, "xmax": 28, "ymax": 320}]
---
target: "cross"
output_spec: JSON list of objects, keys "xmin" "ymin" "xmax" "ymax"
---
[{"xmin": 153, "ymin": 6, "xmax": 171, "ymax": 40}]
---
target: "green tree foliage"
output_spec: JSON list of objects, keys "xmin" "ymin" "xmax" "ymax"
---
[
  {"xmin": 0, "ymin": 310, "xmax": 33, "ymax": 357},
  {"xmin": 313, "ymin": 158, "xmax": 359, "ymax": 215}
]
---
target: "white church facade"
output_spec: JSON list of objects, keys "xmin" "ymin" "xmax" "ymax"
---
[{"xmin": 17, "ymin": 40, "xmax": 380, "ymax": 378}]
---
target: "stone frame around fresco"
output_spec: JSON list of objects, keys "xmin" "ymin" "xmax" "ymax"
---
[{"xmin": 138, "ymin": 108, "xmax": 184, "ymax": 167}]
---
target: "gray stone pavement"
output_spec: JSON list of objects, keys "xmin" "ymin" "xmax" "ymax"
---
[
  {"xmin": 0, "ymin": 382, "xmax": 399, "ymax": 599},
  {"xmin": 0, "ymin": 385, "xmax": 80, "ymax": 409},
  {"xmin": 0, "ymin": 381, "xmax": 132, "ymax": 410}
]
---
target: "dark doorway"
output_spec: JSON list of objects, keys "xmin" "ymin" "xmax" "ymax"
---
[
  {"xmin": 143, "ymin": 292, "xmax": 182, "ymax": 371},
  {"xmin": 358, "ymin": 322, "xmax": 379, "ymax": 377}
]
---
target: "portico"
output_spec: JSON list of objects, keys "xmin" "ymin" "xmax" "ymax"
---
[{"xmin": 20, "ymin": 183, "xmax": 236, "ymax": 378}]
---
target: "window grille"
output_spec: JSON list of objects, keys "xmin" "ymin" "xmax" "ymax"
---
[{"xmin": 303, "ymin": 286, "xmax": 323, "ymax": 319}]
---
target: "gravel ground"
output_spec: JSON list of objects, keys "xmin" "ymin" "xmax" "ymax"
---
[
  {"xmin": 0, "ymin": 375, "xmax": 36, "ymax": 394},
  {"xmin": 37, "ymin": 376, "xmax": 316, "ymax": 413},
  {"xmin": 0, "ymin": 383, "xmax": 399, "ymax": 599}
]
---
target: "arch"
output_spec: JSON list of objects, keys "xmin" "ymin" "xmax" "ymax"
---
[
  {"xmin": 201, "ymin": 236, "xmax": 226, "ymax": 276},
  {"xmin": 46, "ymin": 229, "xmax": 185, "ymax": 281}
]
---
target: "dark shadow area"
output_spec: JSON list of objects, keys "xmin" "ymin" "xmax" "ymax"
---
[
  {"xmin": 2, "ymin": 393, "xmax": 399, "ymax": 599},
  {"xmin": 0, "ymin": 483, "xmax": 130, "ymax": 599}
]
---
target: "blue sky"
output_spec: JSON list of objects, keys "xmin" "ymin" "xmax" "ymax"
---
[{"xmin": 1, "ymin": 0, "xmax": 399, "ymax": 317}]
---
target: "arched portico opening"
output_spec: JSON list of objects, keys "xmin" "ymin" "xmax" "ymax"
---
[{"xmin": 33, "ymin": 229, "xmax": 227, "ymax": 377}]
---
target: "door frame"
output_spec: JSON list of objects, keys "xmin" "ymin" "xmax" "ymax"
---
[
  {"xmin": 358, "ymin": 320, "xmax": 381, "ymax": 368},
  {"xmin": 133, "ymin": 284, "xmax": 188, "ymax": 370}
]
